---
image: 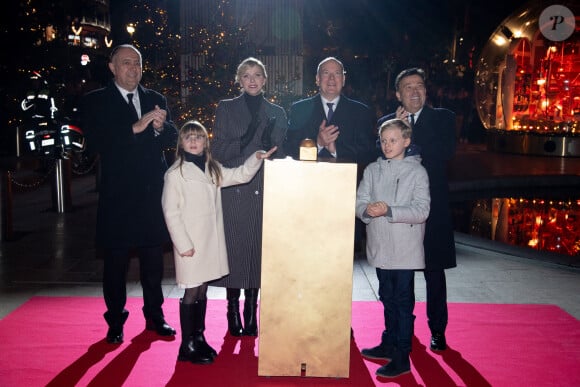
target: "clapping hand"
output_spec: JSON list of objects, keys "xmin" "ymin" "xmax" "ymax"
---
[
  {"xmin": 317, "ymin": 119, "xmax": 339, "ymax": 154},
  {"xmin": 133, "ymin": 105, "xmax": 167, "ymax": 134},
  {"xmin": 150, "ymin": 105, "xmax": 166, "ymax": 131},
  {"xmin": 395, "ymin": 105, "xmax": 411, "ymax": 124}
]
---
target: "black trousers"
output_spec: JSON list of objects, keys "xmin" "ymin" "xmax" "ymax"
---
[
  {"xmin": 377, "ymin": 268, "xmax": 415, "ymax": 353},
  {"xmin": 423, "ymin": 269, "xmax": 448, "ymax": 334},
  {"xmin": 103, "ymin": 245, "xmax": 165, "ymax": 325}
]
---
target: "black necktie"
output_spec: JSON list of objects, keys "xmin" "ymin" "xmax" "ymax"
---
[
  {"xmin": 326, "ymin": 102, "xmax": 334, "ymax": 122},
  {"xmin": 410, "ymin": 113, "xmax": 415, "ymax": 127},
  {"xmin": 127, "ymin": 93, "xmax": 139, "ymax": 120}
]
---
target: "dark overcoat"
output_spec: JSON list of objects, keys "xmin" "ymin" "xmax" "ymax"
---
[
  {"xmin": 379, "ymin": 105, "xmax": 457, "ymax": 270},
  {"xmin": 284, "ymin": 93, "xmax": 376, "ymax": 167},
  {"xmin": 210, "ymin": 94, "xmax": 288, "ymax": 288},
  {"xmin": 81, "ymin": 81, "xmax": 178, "ymax": 249}
]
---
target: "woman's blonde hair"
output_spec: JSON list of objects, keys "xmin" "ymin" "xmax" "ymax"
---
[
  {"xmin": 175, "ymin": 120, "xmax": 222, "ymax": 186},
  {"xmin": 235, "ymin": 57, "xmax": 268, "ymax": 91}
]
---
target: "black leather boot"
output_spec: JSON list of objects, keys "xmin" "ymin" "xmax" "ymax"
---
[
  {"xmin": 177, "ymin": 299, "xmax": 213, "ymax": 364},
  {"xmin": 226, "ymin": 288, "xmax": 243, "ymax": 336},
  {"xmin": 376, "ymin": 348, "xmax": 411, "ymax": 378},
  {"xmin": 242, "ymin": 288, "xmax": 259, "ymax": 336},
  {"xmin": 192, "ymin": 299, "xmax": 218, "ymax": 359}
]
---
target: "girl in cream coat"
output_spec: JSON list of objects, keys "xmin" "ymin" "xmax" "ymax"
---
[{"xmin": 161, "ymin": 120, "xmax": 275, "ymax": 365}]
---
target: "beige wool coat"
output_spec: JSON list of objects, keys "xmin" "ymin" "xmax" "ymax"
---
[{"xmin": 162, "ymin": 154, "xmax": 264, "ymax": 288}]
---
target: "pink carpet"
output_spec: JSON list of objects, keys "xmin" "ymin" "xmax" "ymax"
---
[{"xmin": 0, "ymin": 297, "xmax": 578, "ymax": 386}]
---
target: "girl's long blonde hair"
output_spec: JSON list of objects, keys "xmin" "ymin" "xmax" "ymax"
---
[{"xmin": 175, "ymin": 120, "xmax": 222, "ymax": 186}]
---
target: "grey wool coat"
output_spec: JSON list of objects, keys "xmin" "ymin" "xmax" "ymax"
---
[
  {"xmin": 162, "ymin": 155, "xmax": 264, "ymax": 288},
  {"xmin": 210, "ymin": 93, "xmax": 288, "ymax": 289},
  {"xmin": 356, "ymin": 155, "xmax": 431, "ymax": 270}
]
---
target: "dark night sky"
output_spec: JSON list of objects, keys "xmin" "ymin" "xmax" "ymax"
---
[
  {"xmin": 0, "ymin": 0, "xmax": 533, "ymax": 120},
  {"xmin": 305, "ymin": 0, "xmax": 532, "ymax": 57},
  {"xmin": 108, "ymin": 0, "xmax": 531, "ymax": 57},
  {"xmin": 0, "ymin": 0, "xmax": 535, "ymax": 95}
]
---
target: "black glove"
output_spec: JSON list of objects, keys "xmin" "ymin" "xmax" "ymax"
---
[{"xmin": 261, "ymin": 117, "xmax": 276, "ymax": 150}]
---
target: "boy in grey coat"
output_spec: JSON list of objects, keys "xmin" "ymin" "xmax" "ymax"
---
[{"xmin": 356, "ymin": 118, "xmax": 430, "ymax": 378}]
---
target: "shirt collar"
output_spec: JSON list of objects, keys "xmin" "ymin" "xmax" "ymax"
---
[
  {"xmin": 114, "ymin": 83, "xmax": 138, "ymax": 102},
  {"xmin": 321, "ymin": 95, "xmax": 340, "ymax": 106},
  {"xmin": 412, "ymin": 107, "xmax": 424, "ymax": 122}
]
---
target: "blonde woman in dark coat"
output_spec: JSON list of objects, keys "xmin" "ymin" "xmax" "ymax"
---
[{"xmin": 210, "ymin": 57, "xmax": 288, "ymax": 337}]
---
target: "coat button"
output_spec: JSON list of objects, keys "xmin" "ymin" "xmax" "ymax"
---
[{"xmin": 254, "ymin": 190, "xmax": 259, "ymax": 195}]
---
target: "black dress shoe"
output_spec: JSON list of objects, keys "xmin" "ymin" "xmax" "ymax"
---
[
  {"xmin": 146, "ymin": 318, "xmax": 176, "ymax": 336},
  {"xmin": 430, "ymin": 332, "xmax": 447, "ymax": 351},
  {"xmin": 106, "ymin": 327, "xmax": 124, "ymax": 344}
]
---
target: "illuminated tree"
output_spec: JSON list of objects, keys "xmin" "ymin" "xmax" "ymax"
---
[{"xmin": 122, "ymin": 0, "xmax": 251, "ymax": 130}]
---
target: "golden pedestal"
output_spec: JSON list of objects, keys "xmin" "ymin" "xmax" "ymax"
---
[{"xmin": 258, "ymin": 158, "xmax": 357, "ymax": 378}]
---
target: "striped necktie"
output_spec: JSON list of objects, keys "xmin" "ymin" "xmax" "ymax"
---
[{"xmin": 327, "ymin": 102, "xmax": 334, "ymax": 122}]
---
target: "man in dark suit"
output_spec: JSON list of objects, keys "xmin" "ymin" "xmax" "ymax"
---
[
  {"xmin": 284, "ymin": 57, "xmax": 375, "ymax": 167},
  {"xmin": 81, "ymin": 44, "xmax": 177, "ymax": 344},
  {"xmin": 285, "ymin": 57, "xmax": 376, "ymax": 254},
  {"xmin": 377, "ymin": 68, "xmax": 457, "ymax": 352}
]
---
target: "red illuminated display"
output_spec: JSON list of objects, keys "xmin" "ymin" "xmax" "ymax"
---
[
  {"xmin": 475, "ymin": 2, "xmax": 579, "ymax": 135},
  {"xmin": 469, "ymin": 198, "xmax": 580, "ymax": 257}
]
